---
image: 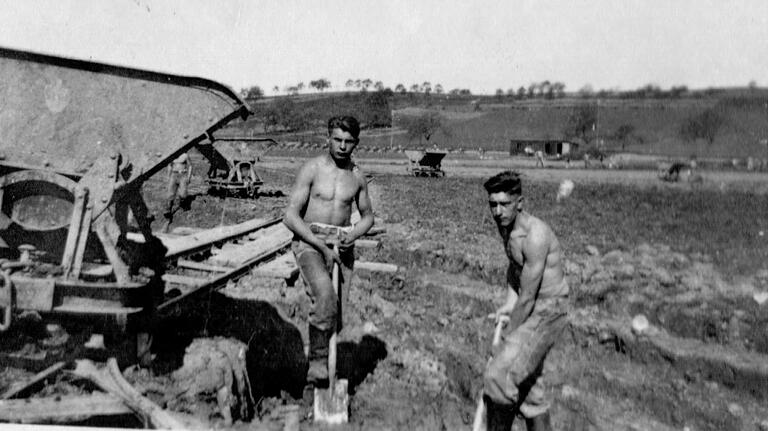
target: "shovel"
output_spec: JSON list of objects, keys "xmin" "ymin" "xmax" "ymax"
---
[
  {"xmin": 313, "ymin": 243, "xmax": 349, "ymax": 424},
  {"xmin": 472, "ymin": 315, "xmax": 509, "ymax": 431}
]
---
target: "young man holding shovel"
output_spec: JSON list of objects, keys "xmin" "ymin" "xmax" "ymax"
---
[
  {"xmin": 479, "ymin": 171, "xmax": 569, "ymax": 431},
  {"xmin": 283, "ymin": 116, "xmax": 375, "ymax": 388}
]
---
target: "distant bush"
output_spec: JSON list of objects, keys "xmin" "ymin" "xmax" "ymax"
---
[{"xmin": 679, "ymin": 108, "xmax": 724, "ymax": 145}]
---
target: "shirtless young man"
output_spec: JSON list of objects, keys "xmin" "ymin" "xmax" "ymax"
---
[
  {"xmin": 283, "ymin": 116, "xmax": 374, "ymax": 385},
  {"xmin": 481, "ymin": 171, "xmax": 569, "ymax": 431}
]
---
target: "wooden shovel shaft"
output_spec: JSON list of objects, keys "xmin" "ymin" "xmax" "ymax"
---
[
  {"xmin": 328, "ymin": 244, "xmax": 340, "ymax": 388},
  {"xmin": 472, "ymin": 318, "xmax": 508, "ymax": 431}
]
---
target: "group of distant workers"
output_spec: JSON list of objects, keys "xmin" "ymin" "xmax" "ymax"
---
[{"xmin": 163, "ymin": 116, "xmax": 567, "ymax": 430}]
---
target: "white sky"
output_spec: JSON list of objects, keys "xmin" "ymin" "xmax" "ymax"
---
[{"xmin": 0, "ymin": 0, "xmax": 766, "ymax": 95}]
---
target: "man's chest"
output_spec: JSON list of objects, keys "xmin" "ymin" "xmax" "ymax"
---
[
  {"xmin": 505, "ymin": 236, "xmax": 524, "ymax": 265},
  {"xmin": 312, "ymin": 170, "xmax": 357, "ymax": 201}
]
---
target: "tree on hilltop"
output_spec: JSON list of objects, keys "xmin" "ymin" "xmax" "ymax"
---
[
  {"xmin": 613, "ymin": 124, "xmax": 642, "ymax": 150},
  {"xmin": 402, "ymin": 110, "xmax": 447, "ymax": 146},
  {"xmin": 345, "ymin": 79, "xmax": 355, "ymax": 89},
  {"xmin": 680, "ymin": 108, "xmax": 724, "ymax": 145},
  {"xmin": 309, "ymin": 78, "xmax": 331, "ymax": 92},
  {"xmin": 395, "ymin": 83, "xmax": 406, "ymax": 94},
  {"xmin": 435, "ymin": 84, "xmax": 443, "ymax": 95},
  {"xmin": 361, "ymin": 79, "xmax": 373, "ymax": 91},
  {"xmin": 564, "ymin": 105, "xmax": 599, "ymax": 145},
  {"xmin": 240, "ymin": 85, "xmax": 264, "ymax": 100}
]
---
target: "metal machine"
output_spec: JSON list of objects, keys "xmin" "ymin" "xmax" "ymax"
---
[
  {"xmin": 404, "ymin": 149, "xmax": 447, "ymax": 177},
  {"xmin": 197, "ymin": 137, "xmax": 276, "ymax": 198},
  {"xmin": 0, "ymin": 47, "xmax": 250, "ymax": 341}
]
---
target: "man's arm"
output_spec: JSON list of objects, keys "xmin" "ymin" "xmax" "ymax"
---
[
  {"xmin": 186, "ymin": 159, "xmax": 193, "ymax": 182},
  {"xmin": 283, "ymin": 161, "xmax": 339, "ymax": 265},
  {"xmin": 504, "ymin": 228, "xmax": 548, "ymax": 330},
  {"xmin": 342, "ymin": 172, "xmax": 374, "ymax": 246}
]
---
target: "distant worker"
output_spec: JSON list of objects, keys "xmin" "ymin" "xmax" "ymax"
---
[
  {"xmin": 479, "ymin": 171, "xmax": 569, "ymax": 431},
  {"xmin": 583, "ymin": 153, "xmax": 591, "ymax": 169},
  {"xmin": 534, "ymin": 150, "xmax": 545, "ymax": 168},
  {"xmin": 283, "ymin": 116, "xmax": 375, "ymax": 387},
  {"xmin": 163, "ymin": 152, "xmax": 193, "ymax": 232}
]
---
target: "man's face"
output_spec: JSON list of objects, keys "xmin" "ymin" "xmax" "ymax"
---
[
  {"xmin": 488, "ymin": 191, "xmax": 521, "ymax": 227},
  {"xmin": 328, "ymin": 127, "xmax": 358, "ymax": 161}
]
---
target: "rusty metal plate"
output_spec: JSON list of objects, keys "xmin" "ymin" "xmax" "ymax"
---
[
  {"xmin": 12, "ymin": 275, "xmax": 55, "ymax": 311},
  {"xmin": 0, "ymin": 47, "xmax": 250, "ymax": 187}
]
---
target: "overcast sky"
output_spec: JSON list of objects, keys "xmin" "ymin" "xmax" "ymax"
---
[{"xmin": 0, "ymin": 0, "xmax": 766, "ymax": 95}]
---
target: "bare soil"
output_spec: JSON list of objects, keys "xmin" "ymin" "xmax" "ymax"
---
[{"xmin": 2, "ymin": 152, "xmax": 768, "ymax": 430}]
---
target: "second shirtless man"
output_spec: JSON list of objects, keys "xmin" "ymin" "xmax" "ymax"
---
[
  {"xmin": 283, "ymin": 116, "xmax": 374, "ymax": 386},
  {"xmin": 481, "ymin": 170, "xmax": 569, "ymax": 431}
]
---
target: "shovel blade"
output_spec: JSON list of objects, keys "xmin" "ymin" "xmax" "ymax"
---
[{"xmin": 313, "ymin": 379, "xmax": 349, "ymax": 424}]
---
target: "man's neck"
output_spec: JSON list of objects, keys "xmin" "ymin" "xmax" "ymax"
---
[{"xmin": 327, "ymin": 153, "xmax": 353, "ymax": 170}]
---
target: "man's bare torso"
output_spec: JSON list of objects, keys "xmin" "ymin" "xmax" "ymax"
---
[
  {"xmin": 505, "ymin": 213, "xmax": 568, "ymax": 300},
  {"xmin": 302, "ymin": 155, "xmax": 363, "ymax": 227}
]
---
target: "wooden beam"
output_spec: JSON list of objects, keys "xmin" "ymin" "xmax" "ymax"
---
[
  {"xmin": 355, "ymin": 239, "xmax": 380, "ymax": 249},
  {"xmin": 162, "ymin": 274, "xmax": 210, "ymax": 287},
  {"xmin": 0, "ymin": 393, "xmax": 132, "ymax": 423},
  {"xmin": 176, "ymin": 259, "xmax": 230, "ymax": 273},
  {"xmin": 355, "ymin": 261, "xmax": 398, "ymax": 273},
  {"xmin": 72, "ymin": 358, "xmax": 199, "ymax": 429},
  {"xmin": 253, "ymin": 253, "xmax": 299, "ymax": 280},
  {"xmin": 1, "ymin": 361, "xmax": 66, "ymax": 400}
]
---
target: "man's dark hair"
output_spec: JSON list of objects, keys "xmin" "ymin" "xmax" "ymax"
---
[
  {"xmin": 328, "ymin": 116, "xmax": 360, "ymax": 139},
  {"xmin": 484, "ymin": 170, "xmax": 522, "ymax": 195}
]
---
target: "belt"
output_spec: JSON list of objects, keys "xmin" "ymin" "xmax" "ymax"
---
[{"xmin": 309, "ymin": 223, "xmax": 351, "ymax": 241}]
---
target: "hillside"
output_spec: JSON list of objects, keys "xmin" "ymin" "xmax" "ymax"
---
[{"xmin": 224, "ymin": 91, "xmax": 768, "ymax": 159}]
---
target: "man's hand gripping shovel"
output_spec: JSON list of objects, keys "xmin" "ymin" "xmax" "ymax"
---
[
  {"xmin": 313, "ymin": 240, "xmax": 350, "ymax": 425},
  {"xmin": 472, "ymin": 314, "xmax": 510, "ymax": 431}
]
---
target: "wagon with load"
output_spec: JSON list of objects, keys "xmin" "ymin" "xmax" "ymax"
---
[
  {"xmin": 404, "ymin": 149, "xmax": 447, "ymax": 177},
  {"xmin": 196, "ymin": 136, "xmax": 277, "ymax": 198}
]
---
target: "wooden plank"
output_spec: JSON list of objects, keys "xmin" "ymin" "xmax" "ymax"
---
[
  {"xmin": 176, "ymin": 259, "xmax": 230, "ymax": 273},
  {"xmin": 125, "ymin": 217, "xmax": 281, "ymax": 258},
  {"xmin": 253, "ymin": 253, "xmax": 299, "ymax": 279},
  {"xmin": 159, "ymin": 238, "xmax": 293, "ymax": 312},
  {"xmin": 72, "ymin": 358, "xmax": 197, "ymax": 429},
  {"xmin": 1, "ymin": 361, "xmax": 66, "ymax": 400},
  {"xmin": 0, "ymin": 393, "xmax": 132, "ymax": 423},
  {"xmin": 355, "ymin": 261, "xmax": 399, "ymax": 273},
  {"xmin": 162, "ymin": 274, "xmax": 209, "ymax": 286},
  {"xmin": 208, "ymin": 223, "xmax": 292, "ymax": 267},
  {"xmin": 355, "ymin": 239, "xmax": 380, "ymax": 249}
]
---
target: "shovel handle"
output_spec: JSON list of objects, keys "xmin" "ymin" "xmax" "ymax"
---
[
  {"xmin": 328, "ymin": 245, "xmax": 340, "ymax": 387},
  {"xmin": 472, "ymin": 317, "xmax": 509, "ymax": 431}
]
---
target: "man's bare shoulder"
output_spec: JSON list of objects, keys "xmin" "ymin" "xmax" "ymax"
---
[{"xmin": 524, "ymin": 214, "xmax": 557, "ymax": 247}]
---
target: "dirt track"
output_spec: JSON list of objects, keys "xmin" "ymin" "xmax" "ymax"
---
[{"xmin": 264, "ymin": 155, "xmax": 768, "ymax": 194}]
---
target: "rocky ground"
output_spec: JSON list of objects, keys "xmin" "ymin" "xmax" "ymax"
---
[{"xmin": 2, "ymin": 154, "xmax": 768, "ymax": 430}]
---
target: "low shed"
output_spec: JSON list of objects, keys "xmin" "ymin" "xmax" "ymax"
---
[{"xmin": 509, "ymin": 139, "xmax": 578, "ymax": 156}]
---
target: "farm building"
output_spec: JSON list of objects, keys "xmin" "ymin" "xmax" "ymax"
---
[{"xmin": 509, "ymin": 138, "xmax": 579, "ymax": 156}]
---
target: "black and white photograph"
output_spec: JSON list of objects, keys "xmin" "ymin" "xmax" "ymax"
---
[{"xmin": 0, "ymin": 1, "xmax": 767, "ymax": 430}]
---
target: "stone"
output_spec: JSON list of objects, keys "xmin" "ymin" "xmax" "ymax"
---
[
  {"xmin": 754, "ymin": 291, "xmax": 768, "ymax": 305},
  {"xmin": 601, "ymin": 250, "xmax": 625, "ymax": 265},
  {"xmin": 727, "ymin": 402, "xmax": 744, "ymax": 417},
  {"xmin": 631, "ymin": 314, "xmax": 650, "ymax": 335},
  {"xmin": 758, "ymin": 419, "xmax": 768, "ymax": 431},
  {"xmin": 586, "ymin": 245, "xmax": 600, "ymax": 256}
]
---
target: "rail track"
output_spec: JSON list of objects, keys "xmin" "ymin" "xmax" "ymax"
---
[{"xmin": 0, "ymin": 216, "xmax": 389, "ymax": 427}]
